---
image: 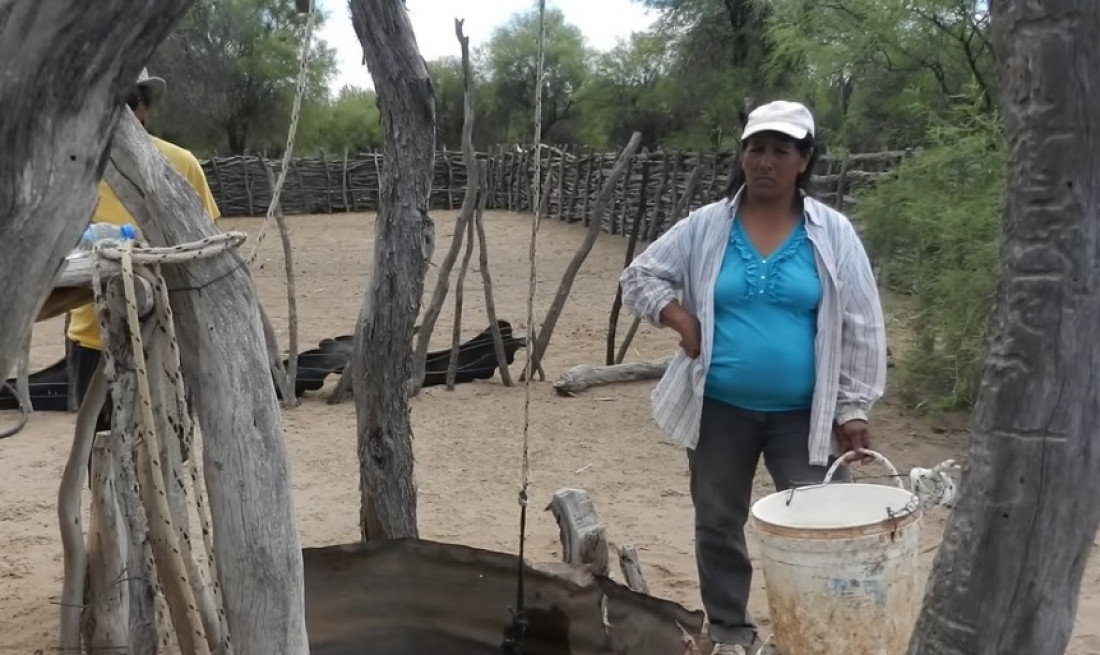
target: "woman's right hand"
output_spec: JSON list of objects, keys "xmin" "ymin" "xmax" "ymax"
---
[{"xmin": 660, "ymin": 302, "xmax": 702, "ymax": 358}]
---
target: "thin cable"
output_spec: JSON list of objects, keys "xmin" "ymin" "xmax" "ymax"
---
[
  {"xmin": 505, "ymin": 2, "xmax": 547, "ymax": 653},
  {"xmin": 245, "ymin": 0, "xmax": 315, "ymax": 266}
]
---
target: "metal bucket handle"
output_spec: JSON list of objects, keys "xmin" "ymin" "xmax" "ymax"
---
[{"xmin": 823, "ymin": 448, "xmax": 905, "ymax": 489}]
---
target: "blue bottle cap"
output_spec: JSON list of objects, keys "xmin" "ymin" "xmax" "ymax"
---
[{"xmin": 120, "ymin": 224, "xmax": 136, "ymax": 240}]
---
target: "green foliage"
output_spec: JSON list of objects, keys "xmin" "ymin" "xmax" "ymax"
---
[
  {"xmin": 480, "ymin": 7, "xmax": 591, "ymax": 143},
  {"xmin": 296, "ymin": 86, "xmax": 383, "ymax": 154},
  {"xmin": 148, "ymin": 0, "xmax": 337, "ymax": 155},
  {"xmin": 855, "ymin": 107, "xmax": 1005, "ymax": 411}
]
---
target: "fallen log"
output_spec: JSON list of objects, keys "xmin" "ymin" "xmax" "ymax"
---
[{"xmin": 552, "ymin": 357, "xmax": 671, "ymax": 395}]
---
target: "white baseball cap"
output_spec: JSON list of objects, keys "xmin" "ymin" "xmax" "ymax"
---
[
  {"xmin": 741, "ymin": 100, "xmax": 815, "ymax": 142},
  {"xmin": 136, "ymin": 67, "xmax": 166, "ymax": 105}
]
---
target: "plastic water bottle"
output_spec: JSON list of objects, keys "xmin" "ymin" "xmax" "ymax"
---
[{"xmin": 66, "ymin": 222, "xmax": 139, "ymax": 260}]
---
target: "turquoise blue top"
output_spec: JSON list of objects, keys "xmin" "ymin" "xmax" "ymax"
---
[{"xmin": 704, "ymin": 214, "xmax": 822, "ymax": 411}]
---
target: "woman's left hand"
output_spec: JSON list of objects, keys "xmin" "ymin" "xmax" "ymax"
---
[{"xmin": 836, "ymin": 420, "xmax": 874, "ymax": 463}]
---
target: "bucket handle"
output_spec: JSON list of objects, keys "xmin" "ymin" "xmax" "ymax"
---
[{"xmin": 823, "ymin": 448, "xmax": 904, "ymax": 489}]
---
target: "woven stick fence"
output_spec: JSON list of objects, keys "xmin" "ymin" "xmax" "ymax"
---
[{"xmin": 202, "ymin": 146, "xmax": 914, "ymax": 240}]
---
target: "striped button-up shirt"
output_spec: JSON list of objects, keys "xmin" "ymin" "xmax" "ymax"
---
[{"xmin": 619, "ymin": 190, "xmax": 887, "ymax": 466}]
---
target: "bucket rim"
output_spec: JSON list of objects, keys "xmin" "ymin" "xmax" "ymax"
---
[{"xmin": 751, "ymin": 484, "xmax": 922, "ymax": 538}]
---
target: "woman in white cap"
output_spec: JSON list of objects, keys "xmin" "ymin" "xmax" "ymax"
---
[{"xmin": 619, "ymin": 100, "xmax": 887, "ymax": 655}]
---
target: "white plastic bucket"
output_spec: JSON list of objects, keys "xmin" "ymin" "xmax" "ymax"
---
[{"xmin": 750, "ymin": 449, "xmax": 921, "ymax": 655}]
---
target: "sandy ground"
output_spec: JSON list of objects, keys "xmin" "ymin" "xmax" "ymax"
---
[{"xmin": 2, "ymin": 210, "xmax": 1099, "ymax": 653}]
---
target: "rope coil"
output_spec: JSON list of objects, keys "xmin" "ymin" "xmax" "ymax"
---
[{"xmin": 88, "ymin": 231, "xmax": 247, "ymax": 653}]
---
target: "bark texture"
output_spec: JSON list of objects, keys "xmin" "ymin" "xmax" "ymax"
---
[
  {"xmin": 349, "ymin": 0, "xmax": 436, "ymax": 540},
  {"xmin": 0, "ymin": 0, "xmax": 195, "ymax": 382},
  {"xmin": 103, "ymin": 111, "xmax": 308, "ymax": 654},
  {"xmin": 907, "ymin": 3, "xmax": 1100, "ymax": 653}
]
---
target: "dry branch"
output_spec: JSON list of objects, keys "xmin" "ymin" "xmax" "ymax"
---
[
  {"xmin": 58, "ymin": 360, "xmax": 108, "ymax": 652},
  {"xmin": 0, "ymin": 0, "xmax": 196, "ymax": 388},
  {"xmin": 547, "ymin": 488, "xmax": 610, "ymax": 577},
  {"xmin": 473, "ymin": 161, "xmax": 514, "ymax": 386},
  {"xmin": 349, "ymin": 0, "xmax": 435, "ymax": 541},
  {"xmin": 446, "ymin": 215, "xmax": 476, "ymax": 389},
  {"xmin": 531, "ymin": 133, "xmax": 643, "ymax": 371},
  {"xmin": 410, "ymin": 18, "xmax": 477, "ymax": 396},
  {"xmin": 553, "ymin": 357, "xmax": 671, "ymax": 395},
  {"xmin": 617, "ymin": 545, "xmax": 650, "ymax": 595},
  {"xmin": 261, "ymin": 161, "xmax": 300, "ymax": 408},
  {"xmin": 607, "ymin": 157, "xmax": 651, "ymax": 365}
]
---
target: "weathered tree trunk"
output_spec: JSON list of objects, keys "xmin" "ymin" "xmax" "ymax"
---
[
  {"xmin": 349, "ymin": 0, "xmax": 436, "ymax": 541},
  {"xmin": 0, "ymin": 0, "xmax": 195, "ymax": 385},
  {"xmin": 907, "ymin": 2, "xmax": 1100, "ymax": 654},
  {"xmin": 103, "ymin": 111, "xmax": 308, "ymax": 654}
]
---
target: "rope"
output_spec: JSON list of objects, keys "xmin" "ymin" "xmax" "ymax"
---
[
  {"xmin": 245, "ymin": 0, "xmax": 315, "ymax": 267},
  {"xmin": 88, "ymin": 231, "xmax": 246, "ymax": 653},
  {"xmin": 504, "ymin": 3, "xmax": 547, "ymax": 653}
]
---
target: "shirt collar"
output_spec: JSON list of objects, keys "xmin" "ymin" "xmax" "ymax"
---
[{"xmin": 727, "ymin": 185, "xmax": 825, "ymax": 227}]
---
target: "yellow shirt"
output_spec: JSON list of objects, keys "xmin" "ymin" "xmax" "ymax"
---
[{"xmin": 67, "ymin": 136, "xmax": 222, "ymax": 350}]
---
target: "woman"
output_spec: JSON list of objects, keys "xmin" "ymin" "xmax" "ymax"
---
[{"xmin": 619, "ymin": 100, "xmax": 887, "ymax": 655}]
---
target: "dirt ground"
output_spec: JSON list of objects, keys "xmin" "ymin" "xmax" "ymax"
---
[{"xmin": 2, "ymin": 210, "xmax": 1098, "ymax": 653}]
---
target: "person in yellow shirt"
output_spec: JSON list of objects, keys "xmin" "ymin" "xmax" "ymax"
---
[{"xmin": 68, "ymin": 68, "xmax": 221, "ymax": 429}]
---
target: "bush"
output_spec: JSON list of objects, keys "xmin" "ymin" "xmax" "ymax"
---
[{"xmin": 855, "ymin": 109, "xmax": 1005, "ymax": 411}]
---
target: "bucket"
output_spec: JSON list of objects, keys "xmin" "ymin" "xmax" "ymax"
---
[{"xmin": 750, "ymin": 449, "xmax": 921, "ymax": 655}]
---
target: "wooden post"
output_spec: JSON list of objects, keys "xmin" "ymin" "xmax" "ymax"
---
[
  {"xmin": 104, "ymin": 111, "xmax": 309, "ymax": 654},
  {"xmin": 446, "ymin": 208, "xmax": 476, "ymax": 390},
  {"xmin": 472, "ymin": 160, "xmax": 514, "ymax": 386},
  {"xmin": 647, "ymin": 151, "xmax": 670, "ymax": 240},
  {"xmin": 555, "ymin": 146, "xmax": 567, "ymax": 220},
  {"xmin": 445, "ymin": 149, "xmax": 455, "ymax": 209},
  {"xmin": 261, "ymin": 161, "xmax": 300, "ymax": 408},
  {"xmin": 243, "ymin": 154, "xmax": 255, "ymax": 215},
  {"xmin": 342, "ymin": 146, "xmax": 352, "ymax": 211},
  {"xmin": 349, "ymin": 0, "xmax": 436, "ymax": 541},
  {"xmin": 209, "ymin": 155, "xmax": 227, "ymax": 214},
  {"xmin": 581, "ymin": 151, "xmax": 595, "ymax": 225},
  {"xmin": 410, "ymin": 19, "xmax": 480, "ymax": 396},
  {"xmin": 320, "ymin": 149, "xmax": 334, "ymax": 213},
  {"xmin": 907, "ymin": 1, "xmax": 1100, "ymax": 653},
  {"xmin": 606, "ymin": 156, "xmax": 651, "ymax": 365}
]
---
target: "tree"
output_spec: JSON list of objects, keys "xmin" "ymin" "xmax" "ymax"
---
[
  {"xmin": 348, "ymin": 0, "xmax": 436, "ymax": 541},
  {"xmin": 761, "ymin": 0, "xmax": 994, "ymax": 148},
  {"xmin": 0, "ymin": 0, "xmax": 196, "ymax": 425},
  {"xmin": 297, "ymin": 85, "xmax": 384, "ymax": 154},
  {"xmin": 480, "ymin": 7, "xmax": 590, "ymax": 143},
  {"xmin": 147, "ymin": 0, "xmax": 337, "ymax": 154},
  {"xmin": 906, "ymin": 1, "xmax": 1100, "ymax": 653}
]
